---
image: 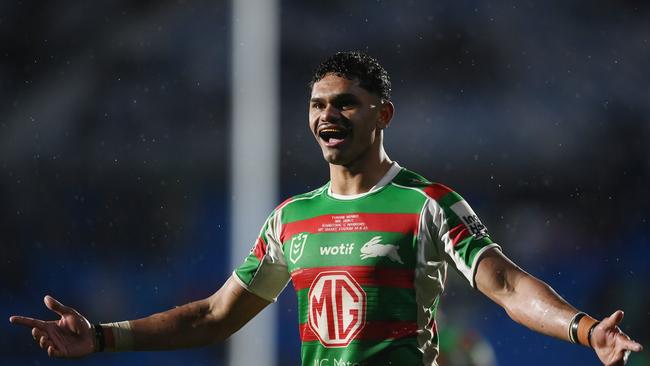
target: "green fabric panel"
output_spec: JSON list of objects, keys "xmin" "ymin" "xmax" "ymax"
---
[
  {"xmin": 438, "ymin": 193, "xmax": 464, "ymax": 230},
  {"xmin": 437, "ymin": 190, "xmax": 464, "ymax": 209},
  {"xmin": 442, "ymin": 207, "xmax": 462, "ymax": 229},
  {"xmin": 234, "ymin": 254, "xmax": 261, "ymax": 285},
  {"xmin": 296, "ymin": 286, "xmax": 416, "ymax": 324},
  {"xmin": 289, "ymin": 185, "xmax": 328, "ymax": 201},
  {"xmin": 453, "ymin": 236, "xmax": 494, "ymax": 268},
  {"xmin": 233, "ymin": 214, "xmax": 272, "ymax": 285},
  {"xmin": 301, "ymin": 337, "xmax": 420, "ymax": 365},
  {"xmin": 430, "ymin": 295, "xmax": 440, "ymax": 319},
  {"xmin": 392, "ymin": 168, "xmax": 432, "ymax": 187},
  {"xmin": 285, "ymin": 231, "xmax": 417, "ymax": 269}
]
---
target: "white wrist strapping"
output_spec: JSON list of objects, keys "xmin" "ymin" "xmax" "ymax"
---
[{"xmin": 101, "ymin": 321, "xmax": 134, "ymax": 351}]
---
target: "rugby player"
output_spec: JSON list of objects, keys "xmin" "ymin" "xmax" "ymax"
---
[{"xmin": 10, "ymin": 52, "xmax": 643, "ymax": 365}]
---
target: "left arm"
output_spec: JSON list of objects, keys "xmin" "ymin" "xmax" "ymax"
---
[{"xmin": 475, "ymin": 248, "xmax": 643, "ymax": 365}]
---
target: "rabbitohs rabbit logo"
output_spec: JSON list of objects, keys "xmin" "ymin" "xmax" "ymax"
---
[{"xmin": 359, "ymin": 236, "xmax": 403, "ymax": 264}]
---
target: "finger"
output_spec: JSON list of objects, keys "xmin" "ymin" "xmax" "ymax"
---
[
  {"xmin": 44, "ymin": 295, "xmax": 74, "ymax": 317},
  {"xmin": 39, "ymin": 335, "xmax": 51, "ymax": 350},
  {"xmin": 619, "ymin": 337, "xmax": 643, "ymax": 353},
  {"xmin": 9, "ymin": 315, "xmax": 47, "ymax": 329},
  {"xmin": 600, "ymin": 310, "xmax": 624, "ymax": 330},
  {"xmin": 610, "ymin": 349, "xmax": 629, "ymax": 366},
  {"xmin": 47, "ymin": 345, "xmax": 62, "ymax": 358},
  {"xmin": 32, "ymin": 327, "xmax": 48, "ymax": 339}
]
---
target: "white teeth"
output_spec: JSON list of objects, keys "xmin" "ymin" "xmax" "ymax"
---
[{"xmin": 318, "ymin": 127, "xmax": 348, "ymax": 143}]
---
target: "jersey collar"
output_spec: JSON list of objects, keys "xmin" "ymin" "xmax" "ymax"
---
[{"xmin": 327, "ymin": 162, "xmax": 402, "ymax": 200}]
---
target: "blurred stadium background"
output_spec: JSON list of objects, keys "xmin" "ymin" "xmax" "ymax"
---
[{"xmin": 1, "ymin": 1, "xmax": 648, "ymax": 365}]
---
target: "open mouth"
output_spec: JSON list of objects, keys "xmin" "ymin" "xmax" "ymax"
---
[{"xmin": 318, "ymin": 127, "xmax": 350, "ymax": 146}]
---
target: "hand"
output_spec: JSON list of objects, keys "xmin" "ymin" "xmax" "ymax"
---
[
  {"xmin": 9, "ymin": 295, "xmax": 95, "ymax": 358},
  {"xmin": 592, "ymin": 310, "xmax": 643, "ymax": 366}
]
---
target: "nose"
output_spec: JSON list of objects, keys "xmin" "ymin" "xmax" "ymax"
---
[{"xmin": 320, "ymin": 104, "xmax": 341, "ymax": 122}]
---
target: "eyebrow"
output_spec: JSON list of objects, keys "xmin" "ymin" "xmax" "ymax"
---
[{"xmin": 309, "ymin": 93, "xmax": 360, "ymax": 103}]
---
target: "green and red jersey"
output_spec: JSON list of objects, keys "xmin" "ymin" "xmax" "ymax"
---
[{"xmin": 234, "ymin": 163, "xmax": 500, "ymax": 365}]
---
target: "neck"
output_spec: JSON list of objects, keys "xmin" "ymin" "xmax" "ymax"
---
[{"xmin": 329, "ymin": 145, "xmax": 393, "ymax": 196}]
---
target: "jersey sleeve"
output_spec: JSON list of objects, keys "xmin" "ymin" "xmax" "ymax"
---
[
  {"xmin": 233, "ymin": 208, "xmax": 290, "ymax": 302},
  {"xmin": 422, "ymin": 184, "xmax": 501, "ymax": 288}
]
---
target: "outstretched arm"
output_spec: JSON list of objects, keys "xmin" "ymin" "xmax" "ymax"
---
[
  {"xmin": 128, "ymin": 275, "xmax": 269, "ymax": 350},
  {"xmin": 475, "ymin": 248, "xmax": 642, "ymax": 366},
  {"xmin": 9, "ymin": 275, "xmax": 269, "ymax": 358}
]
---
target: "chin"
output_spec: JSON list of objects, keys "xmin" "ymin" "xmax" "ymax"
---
[{"xmin": 322, "ymin": 152, "xmax": 349, "ymax": 166}]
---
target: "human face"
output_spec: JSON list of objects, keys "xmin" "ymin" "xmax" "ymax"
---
[{"xmin": 309, "ymin": 74, "xmax": 387, "ymax": 166}]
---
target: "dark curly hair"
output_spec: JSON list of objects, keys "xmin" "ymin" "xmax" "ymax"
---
[{"xmin": 309, "ymin": 51, "xmax": 392, "ymax": 101}]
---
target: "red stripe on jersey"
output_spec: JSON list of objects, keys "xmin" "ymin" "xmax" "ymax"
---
[
  {"xmin": 277, "ymin": 197, "xmax": 294, "ymax": 210},
  {"xmin": 252, "ymin": 237, "xmax": 267, "ymax": 261},
  {"xmin": 291, "ymin": 266, "xmax": 414, "ymax": 291},
  {"xmin": 300, "ymin": 320, "xmax": 418, "ymax": 342},
  {"xmin": 428, "ymin": 318, "xmax": 438, "ymax": 335},
  {"xmin": 422, "ymin": 183, "xmax": 453, "ymax": 200},
  {"xmin": 447, "ymin": 223, "xmax": 471, "ymax": 248},
  {"xmin": 281, "ymin": 213, "xmax": 419, "ymax": 242}
]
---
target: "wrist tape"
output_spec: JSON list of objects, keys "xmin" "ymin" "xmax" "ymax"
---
[
  {"xmin": 568, "ymin": 312, "xmax": 599, "ymax": 347},
  {"xmin": 96, "ymin": 321, "xmax": 134, "ymax": 352}
]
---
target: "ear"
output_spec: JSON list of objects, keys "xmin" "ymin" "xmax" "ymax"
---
[{"xmin": 377, "ymin": 101, "xmax": 394, "ymax": 130}]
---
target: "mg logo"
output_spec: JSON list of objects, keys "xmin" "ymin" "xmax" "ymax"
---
[{"xmin": 308, "ymin": 271, "xmax": 366, "ymax": 347}]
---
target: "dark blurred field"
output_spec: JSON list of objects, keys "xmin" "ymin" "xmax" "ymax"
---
[{"xmin": 1, "ymin": 1, "xmax": 648, "ymax": 365}]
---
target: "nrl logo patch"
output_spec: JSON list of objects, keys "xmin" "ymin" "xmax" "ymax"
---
[
  {"xmin": 289, "ymin": 233, "xmax": 309, "ymax": 264},
  {"xmin": 360, "ymin": 236, "xmax": 403, "ymax": 264}
]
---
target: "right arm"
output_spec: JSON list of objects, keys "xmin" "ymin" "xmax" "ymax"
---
[
  {"xmin": 9, "ymin": 274, "xmax": 269, "ymax": 357},
  {"xmin": 129, "ymin": 275, "xmax": 269, "ymax": 350},
  {"xmin": 12, "ymin": 205, "xmax": 286, "ymax": 358}
]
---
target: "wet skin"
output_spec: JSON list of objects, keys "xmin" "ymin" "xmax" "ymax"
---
[{"xmin": 309, "ymin": 74, "xmax": 391, "ymax": 168}]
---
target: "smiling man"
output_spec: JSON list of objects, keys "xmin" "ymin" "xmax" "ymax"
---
[{"xmin": 9, "ymin": 52, "xmax": 643, "ymax": 365}]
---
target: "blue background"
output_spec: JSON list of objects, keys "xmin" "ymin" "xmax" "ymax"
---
[{"xmin": 2, "ymin": 1, "xmax": 648, "ymax": 365}]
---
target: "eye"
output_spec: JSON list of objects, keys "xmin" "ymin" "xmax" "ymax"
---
[
  {"xmin": 335, "ymin": 97, "xmax": 359, "ymax": 111},
  {"xmin": 311, "ymin": 102, "xmax": 325, "ymax": 110}
]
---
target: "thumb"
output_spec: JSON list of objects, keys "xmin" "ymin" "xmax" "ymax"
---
[
  {"xmin": 600, "ymin": 310, "xmax": 624, "ymax": 330},
  {"xmin": 44, "ymin": 295, "xmax": 74, "ymax": 317}
]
